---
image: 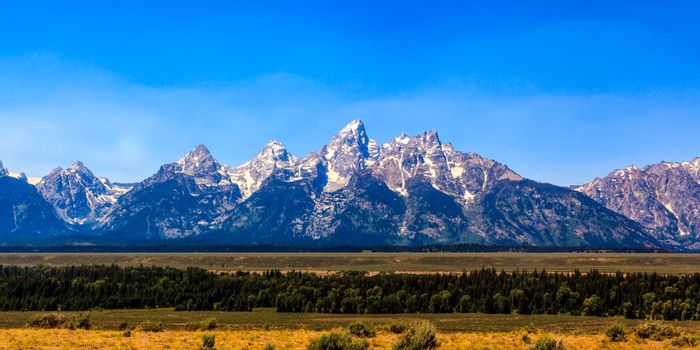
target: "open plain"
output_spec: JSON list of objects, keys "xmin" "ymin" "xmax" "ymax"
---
[{"xmin": 1, "ymin": 252, "xmax": 699, "ymax": 274}]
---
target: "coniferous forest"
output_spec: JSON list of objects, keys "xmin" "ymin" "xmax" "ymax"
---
[{"xmin": 1, "ymin": 265, "xmax": 700, "ymax": 321}]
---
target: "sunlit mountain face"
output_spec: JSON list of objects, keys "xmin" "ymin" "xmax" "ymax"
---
[{"xmin": 3, "ymin": 120, "xmax": 691, "ymax": 250}]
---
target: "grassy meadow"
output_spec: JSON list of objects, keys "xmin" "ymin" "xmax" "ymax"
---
[
  {"xmin": 2, "ymin": 252, "xmax": 700, "ymax": 348},
  {"xmin": 1, "ymin": 309, "xmax": 700, "ymax": 349},
  {"xmin": 2, "ymin": 328, "xmax": 698, "ymax": 350},
  {"xmin": 1, "ymin": 252, "xmax": 700, "ymax": 273},
  {"xmin": 2, "ymin": 308, "xmax": 697, "ymax": 332}
]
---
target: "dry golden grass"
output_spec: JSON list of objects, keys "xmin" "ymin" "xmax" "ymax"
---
[{"xmin": 0, "ymin": 328, "xmax": 698, "ymax": 350}]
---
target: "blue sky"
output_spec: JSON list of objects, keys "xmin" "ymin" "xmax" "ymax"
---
[{"xmin": 1, "ymin": 1, "xmax": 699, "ymax": 185}]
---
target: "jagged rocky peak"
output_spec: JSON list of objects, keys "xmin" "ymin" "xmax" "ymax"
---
[
  {"xmin": 575, "ymin": 156, "xmax": 700, "ymax": 245},
  {"xmin": 175, "ymin": 144, "xmax": 219, "ymax": 175},
  {"xmin": 685, "ymin": 157, "xmax": 700, "ymax": 181},
  {"xmin": 375, "ymin": 129, "xmax": 520, "ymax": 201},
  {"xmin": 149, "ymin": 143, "xmax": 237, "ymax": 189},
  {"xmin": 69, "ymin": 161, "xmax": 96, "ymax": 178},
  {"xmin": 323, "ymin": 119, "xmax": 376, "ymax": 192},
  {"xmin": 0, "ymin": 161, "xmax": 33, "ymax": 182},
  {"xmin": 615, "ymin": 165, "xmax": 642, "ymax": 177},
  {"xmin": 255, "ymin": 140, "xmax": 294, "ymax": 163},
  {"xmin": 374, "ymin": 130, "xmax": 448, "ymax": 195},
  {"xmin": 650, "ymin": 158, "xmax": 700, "ymax": 182},
  {"xmin": 242, "ymin": 140, "xmax": 297, "ymax": 170},
  {"xmin": 36, "ymin": 161, "xmax": 130, "ymax": 225},
  {"xmin": 40, "ymin": 161, "xmax": 101, "ymax": 186},
  {"xmin": 229, "ymin": 140, "xmax": 299, "ymax": 198},
  {"xmin": 326, "ymin": 119, "xmax": 370, "ymax": 158},
  {"xmin": 574, "ymin": 165, "xmax": 642, "ymax": 194}
]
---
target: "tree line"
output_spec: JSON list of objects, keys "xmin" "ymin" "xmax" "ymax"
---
[
  {"xmin": 0, "ymin": 244, "xmax": 665, "ymax": 253},
  {"xmin": 0, "ymin": 265, "xmax": 699, "ymax": 320}
]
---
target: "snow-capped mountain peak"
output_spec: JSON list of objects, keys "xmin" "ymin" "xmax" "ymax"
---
[
  {"xmin": 68, "ymin": 161, "xmax": 91, "ymax": 173},
  {"xmin": 36, "ymin": 161, "xmax": 132, "ymax": 225},
  {"xmin": 228, "ymin": 141, "xmax": 298, "ymax": 198},
  {"xmin": 374, "ymin": 130, "xmax": 520, "ymax": 201},
  {"xmin": 339, "ymin": 119, "xmax": 365, "ymax": 135},
  {"xmin": 65, "ymin": 161, "xmax": 96, "ymax": 180},
  {"xmin": 256, "ymin": 140, "xmax": 295, "ymax": 163},
  {"xmin": 175, "ymin": 144, "xmax": 219, "ymax": 176},
  {"xmin": 681, "ymin": 157, "xmax": 700, "ymax": 182},
  {"xmin": 326, "ymin": 119, "xmax": 370, "ymax": 159},
  {"xmin": 1, "ymin": 120, "xmax": 668, "ymax": 250},
  {"xmin": 145, "ymin": 144, "xmax": 239, "ymax": 190},
  {"xmin": 323, "ymin": 119, "xmax": 373, "ymax": 192},
  {"xmin": 0, "ymin": 161, "xmax": 28, "ymax": 181},
  {"xmin": 576, "ymin": 157, "xmax": 700, "ymax": 246}
]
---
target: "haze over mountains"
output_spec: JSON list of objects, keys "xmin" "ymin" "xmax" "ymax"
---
[{"xmin": 1, "ymin": 120, "xmax": 698, "ymax": 250}]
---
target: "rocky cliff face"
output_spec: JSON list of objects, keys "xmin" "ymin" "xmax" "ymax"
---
[
  {"xmin": 0, "ymin": 121, "xmax": 672, "ymax": 249},
  {"xmin": 99, "ymin": 145, "xmax": 241, "ymax": 239},
  {"xmin": 0, "ymin": 172, "xmax": 68, "ymax": 237},
  {"xmin": 575, "ymin": 158, "xmax": 700, "ymax": 248},
  {"xmin": 207, "ymin": 120, "xmax": 654, "ymax": 248},
  {"xmin": 36, "ymin": 162, "xmax": 131, "ymax": 225}
]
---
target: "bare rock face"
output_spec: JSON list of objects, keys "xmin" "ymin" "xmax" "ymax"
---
[
  {"xmin": 1, "ymin": 121, "xmax": 667, "ymax": 249},
  {"xmin": 575, "ymin": 159, "xmax": 700, "ymax": 248},
  {"xmin": 372, "ymin": 130, "xmax": 521, "ymax": 202},
  {"xmin": 227, "ymin": 141, "xmax": 298, "ymax": 198},
  {"xmin": 209, "ymin": 120, "xmax": 654, "ymax": 248},
  {"xmin": 99, "ymin": 145, "xmax": 241, "ymax": 239},
  {"xmin": 0, "ymin": 173, "xmax": 68, "ymax": 237},
  {"xmin": 36, "ymin": 162, "xmax": 132, "ymax": 226},
  {"xmin": 322, "ymin": 119, "xmax": 374, "ymax": 192}
]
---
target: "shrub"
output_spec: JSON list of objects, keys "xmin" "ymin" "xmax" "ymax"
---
[
  {"xmin": 200, "ymin": 334, "xmax": 216, "ymax": 350},
  {"xmin": 529, "ymin": 337, "xmax": 565, "ymax": 350},
  {"xmin": 28, "ymin": 313, "xmax": 91, "ymax": 330},
  {"xmin": 582, "ymin": 295, "xmax": 603, "ymax": 316},
  {"xmin": 348, "ymin": 322, "xmax": 376, "ymax": 338},
  {"xmin": 384, "ymin": 322, "xmax": 406, "ymax": 334},
  {"xmin": 307, "ymin": 331, "xmax": 369, "ymax": 350},
  {"xmin": 392, "ymin": 320, "xmax": 438, "ymax": 350},
  {"xmin": 604, "ymin": 324, "xmax": 627, "ymax": 342},
  {"xmin": 635, "ymin": 322, "xmax": 681, "ymax": 340},
  {"xmin": 67, "ymin": 313, "xmax": 91, "ymax": 330},
  {"xmin": 27, "ymin": 313, "xmax": 69, "ymax": 328},
  {"xmin": 523, "ymin": 323, "xmax": 538, "ymax": 334},
  {"xmin": 137, "ymin": 320, "xmax": 163, "ymax": 332},
  {"xmin": 263, "ymin": 343, "xmax": 276, "ymax": 350},
  {"xmin": 186, "ymin": 319, "xmax": 217, "ymax": 331},
  {"xmin": 122, "ymin": 330, "xmax": 131, "ymax": 337},
  {"xmin": 671, "ymin": 334, "xmax": 699, "ymax": 347},
  {"xmin": 118, "ymin": 322, "xmax": 129, "ymax": 331},
  {"xmin": 522, "ymin": 334, "xmax": 532, "ymax": 344}
]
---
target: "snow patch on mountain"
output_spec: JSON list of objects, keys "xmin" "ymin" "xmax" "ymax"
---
[
  {"xmin": 228, "ymin": 140, "xmax": 299, "ymax": 198},
  {"xmin": 322, "ymin": 119, "xmax": 373, "ymax": 192},
  {"xmin": 576, "ymin": 157, "xmax": 700, "ymax": 244},
  {"xmin": 36, "ymin": 161, "xmax": 133, "ymax": 225},
  {"xmin": 372, "ymin": 130, "xmax": 521, "ymax": 203}
]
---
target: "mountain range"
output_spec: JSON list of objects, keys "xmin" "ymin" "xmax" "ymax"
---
[{"xmin": 0, "ymin": 120, "xmax": 697, "ymax": 250}]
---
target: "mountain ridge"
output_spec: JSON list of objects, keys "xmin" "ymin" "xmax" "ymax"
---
[
  {"xmin": 0, "ymin": 120, "xmax": 694, "ymax": 250},
  {"xmin": 574, "ymin": 157, "xmax": 700, "ymax": 249}
]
